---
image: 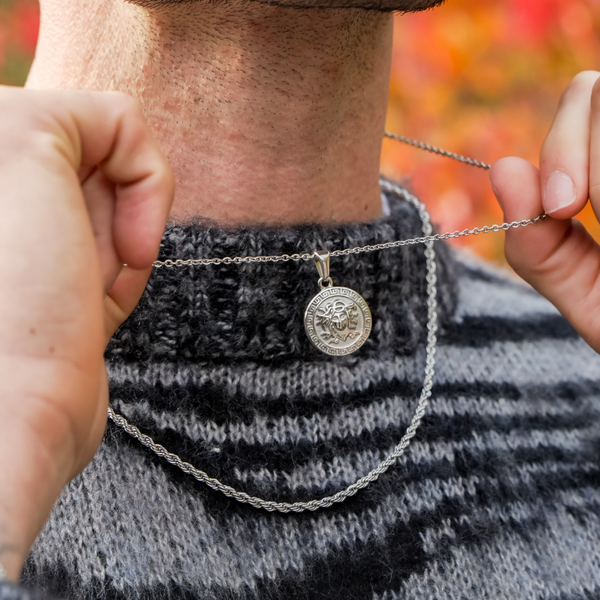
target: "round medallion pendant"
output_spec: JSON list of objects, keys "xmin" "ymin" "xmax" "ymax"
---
[{"xmin": 304, "ymin": 286, "xmax": 372, "ymax": 356}]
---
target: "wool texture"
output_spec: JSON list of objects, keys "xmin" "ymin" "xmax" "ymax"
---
[{"xmin": 3, "ymin": 183, "xmax": 600, "ymax": 599}]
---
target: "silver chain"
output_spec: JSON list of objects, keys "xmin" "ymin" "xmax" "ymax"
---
[
  {"xmin": 383, "ymin": 132, "xmax": 492, "ymax": 170},
  {"xmin": 152, "ymin": 135, "xmax": 541, "ymax": 269},
  {"xmin": 109, "ymin": 137, "xmax": 547, "ymax": 513},
  {"xmin": 152, "ymin": 203, "xmax": 546, "ymax": 269},
  {"xmin": 109, "ymin": 183, "xmax": 440, "ymax": 513}
]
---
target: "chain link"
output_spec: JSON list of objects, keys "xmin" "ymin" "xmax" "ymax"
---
[
  {"xmin": 153, "ymin": 209, "xmax": 546, "ymax": 269},
  {"xmin": 109, "ymin": 183, "xmax": 441, "ymax": 513},
  {"xmin": 152, "ymin": 133, "xmax": 521, "ymax": 269},
  {"xmin": 383, "ymin": 132, "xmax": 492, "ymax": 170}
]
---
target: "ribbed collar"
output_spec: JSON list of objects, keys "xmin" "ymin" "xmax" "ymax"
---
[{"xmin": 106, "ymin": 184, "xmax": 457, "ymax": 364}]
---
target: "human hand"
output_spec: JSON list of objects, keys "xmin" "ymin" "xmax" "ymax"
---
[
  {"xmin": 490, "ymin": 70, "xmax": 600, "ymax": 354},
  {"xmin": 0, "ymin": 87, "xmax": 173, "ymax": 580}
]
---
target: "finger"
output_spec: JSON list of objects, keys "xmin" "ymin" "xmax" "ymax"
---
[
  {"xmin": 539, "ymin": 71, "xmax": 600, "ymax": 218},
  {"xmin": 0, "ymin": 87, "xmax": 174, "ymax": 270},
  {"xmin": 103, "ymin": 266, "xmax": 153, "ymax": 342},
  {"xmin": 63, "ymin": 92, "xmax": 174, "ymax": 270},
  {"xmin": 589, "ymin": 77, "xmax": 600, "ymax": 221},
  {"xmin": 491, "ymin": 157, "xmax": 600, "ymax": 351},
  {"xmin": 77, "ymin": 165, "xmax": 95, "ymax": 185},
  {"xmin": 80, "ymin": 169, "xmax": 121, "ymax": 292},
  {"xmin": 491, "ymin": 157, "xmax": 567, "ymax": 266}
]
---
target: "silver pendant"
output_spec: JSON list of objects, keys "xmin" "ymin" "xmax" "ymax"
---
[{"xmin": 304, "ymin": 251, "xmax": 372, "ymax": 356}]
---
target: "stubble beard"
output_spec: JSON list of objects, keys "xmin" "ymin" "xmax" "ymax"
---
[{"xmin": 129, "ymin": 0, "xmax": 446, "ymax": 13}]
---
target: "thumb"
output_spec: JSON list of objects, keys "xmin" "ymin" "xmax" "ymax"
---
[
  {"xmin": 490, "ymin": 156, "xmax": 600, "ymax": 352},
  {"xmin": 490, "ymin": 157, "xmax": 569, "ymax": 273},
  {"xmin": 103, "ymin": 266, "xmax": 153, "ymax": 343}
]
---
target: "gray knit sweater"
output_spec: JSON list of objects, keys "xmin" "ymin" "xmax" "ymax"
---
[{"xmin": 2, "ymin": 183, "xmax": 600, "ymax": 599}]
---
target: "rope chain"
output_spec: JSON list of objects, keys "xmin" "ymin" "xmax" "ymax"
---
[{"xmin": 108, "ymin": 183, "xmax": 440, "ymax": 513}]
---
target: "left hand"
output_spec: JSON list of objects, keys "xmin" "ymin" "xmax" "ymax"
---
[
  {"xmin": 0, "ymin": 86, "xmax": 174, "ymax": 580},
  {"xmin": 490, "ymin": 70, "xmax": 600, "ymax": 354}
]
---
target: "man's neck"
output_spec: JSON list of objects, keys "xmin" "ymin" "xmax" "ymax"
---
[{"xmin": 28, "ymin": 0, "xmax": 392, "ymax": 225}]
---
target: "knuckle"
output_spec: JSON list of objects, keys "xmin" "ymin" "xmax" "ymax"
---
[
  {"xmin": 589, "ymin": 182, "xmax": 600, "ymax": 203},
  {"xmin": 107, "ymin": 90, "xmax": 139, "ymax": 113},
  {"xmin": 92, "ymin": 90, "xmax": 140, "ymax": 122},
  {"xmin": 0, "ymin": 86, "xmax": 29, "ymax": 116},
  {"xmin": 504, "ymin": 235, "xmax": 551, "ymax": 283},
  {"xmin": 591, "ymin": 78, "xmax": 600, "ymax": 111}
]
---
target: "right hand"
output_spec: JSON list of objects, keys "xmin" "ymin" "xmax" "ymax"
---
[
  {"xmin": 0, "ymin": 87, "xmax": 174, "ymax": 580},
  {"xmin": 490, "ymin": 71, "xmax": 600, "ymax": 354}
]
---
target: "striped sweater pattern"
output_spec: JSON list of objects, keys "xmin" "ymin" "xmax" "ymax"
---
[{"xmin": 3, "ymin": 185, "xmax": 600, "ymax": 599}]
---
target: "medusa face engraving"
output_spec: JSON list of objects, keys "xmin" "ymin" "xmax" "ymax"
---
[
  {"xmin": 315, "ymin": 299, "xmax": 360, "ymax": 344},
  {"xmin": 304, "ymin": 287, "xmax": 371, "ymax": 356}
]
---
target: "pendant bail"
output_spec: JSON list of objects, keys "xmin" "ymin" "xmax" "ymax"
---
[{"xmin": 313, "ymin": 250, "xmax": 333, "ymax": 289}]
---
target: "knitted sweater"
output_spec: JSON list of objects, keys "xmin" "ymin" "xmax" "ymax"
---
[{"xmin": 2, "ymin": 183, "xmax": 600, "ymax": 600}]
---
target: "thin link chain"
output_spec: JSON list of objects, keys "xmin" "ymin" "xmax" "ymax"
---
[
  {"xmin": 109, "ymin": 136, "xmax": 547, "ymax": 513},
  {"xmin": 383, "ymin": 132, "xmax": 492, "ymax": 170},
  {"xmin": 109, "ymin": 183, "xmax": 439, "ymax": 513},
  {"xmin": 152, "ymin": 206, "xmax": 546, "ymax": 269},
  {"xmin": 152, "ymin": 134, "xmax": 541, "ymax": 269}
]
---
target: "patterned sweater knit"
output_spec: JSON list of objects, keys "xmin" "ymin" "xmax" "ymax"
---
[{"xmin": 2, "ymin": 183, "xmax": 600, "ymax": 600}]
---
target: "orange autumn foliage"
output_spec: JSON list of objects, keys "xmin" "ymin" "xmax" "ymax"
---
[{"xmin": 383, "ymin": 0, "xmax": 600, "ymax": 262}]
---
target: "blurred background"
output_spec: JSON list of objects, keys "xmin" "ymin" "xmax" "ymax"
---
[{"xmin": 1, "ymin": 0, "xmax": 600, "ymax": 263}]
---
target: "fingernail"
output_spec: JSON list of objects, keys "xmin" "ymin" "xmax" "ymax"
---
[{"xmin": 544, "ymin": 171, "xmax": 576, "ymax": 214}]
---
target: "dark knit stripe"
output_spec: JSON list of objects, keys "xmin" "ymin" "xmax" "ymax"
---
[
  {"xmin": 104, "ymin": 409, "xmax": 600, "ymax": 517},
  {"xmin": 441, "ymin": 315, "xmax": 579, "ymax": 346},
  {"xmin": 547, "ymin": 590, "xmax": 600, "ymax": 600},
  {"xmin": 456, "ymin": 260, "xmax": 511, "ymax": 284},
  {"xmin": 108, "ymin": 397, "xmax": 597, "ymax": 475},
  {"xmin": 115, "ymin": 403, "xmax": 600, "ymax": 503},
  {"xmin": 456, "ymin": 259, "xmax": 533, "ymax": 289},
  {"xmin": 374, "ymin": 507, "xmax": 600, "ymax": 600},
  {"xmin": 105, "ymin": 312, "xmax": 578, "ymax": 372},
  {"xmin": 108, "ymin": 376, "xmax": 600, "ymax": 425},
  {"xmin": 111, "ymin": 389, "xmax": 590, "ymax": 450},
  {"xmin": 250, "ymin": 490, "xmax": 600, "ymax": 600}
]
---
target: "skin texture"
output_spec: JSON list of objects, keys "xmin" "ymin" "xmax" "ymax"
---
[
  {"xmin": 27, "ymin": 0, "xmax": 396, "ymax": 224},
  {"xmin": 0, "ymin": 88, "xmax": 173, "ymax": 581}
]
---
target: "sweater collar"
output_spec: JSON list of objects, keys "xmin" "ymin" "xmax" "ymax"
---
[{"xmin": 106, "ymin": 183, "xmax": 457, "ymax": 364}]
